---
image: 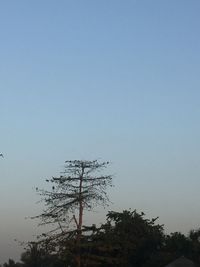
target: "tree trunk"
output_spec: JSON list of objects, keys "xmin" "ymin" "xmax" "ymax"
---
[{"xmin": 76, "ymin": 164, "xmax": 84, "ymax": 267}]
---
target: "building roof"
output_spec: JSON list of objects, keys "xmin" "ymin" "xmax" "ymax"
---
[{"xmin": 165, "ymin": 256, "xmax": 196, "ymax": 267}]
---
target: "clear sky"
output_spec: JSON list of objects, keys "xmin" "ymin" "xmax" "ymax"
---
[{"xmin": 1, "ymin": 0, "xmax": 200, "ymax": 263}]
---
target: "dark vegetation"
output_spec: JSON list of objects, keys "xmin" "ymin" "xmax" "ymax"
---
[{"xmin": 2, "ymin": 160, "xmax": 200, "ymax": 267}]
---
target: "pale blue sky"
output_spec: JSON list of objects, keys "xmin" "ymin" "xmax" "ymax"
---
[{"xmin": 1, "ymin": 0, "xmax": 200, "ymax": 262}]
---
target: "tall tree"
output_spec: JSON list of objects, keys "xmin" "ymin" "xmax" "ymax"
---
[{"xmin": 34, "ymin": 160, "xmax": 112, "ymax": 267}]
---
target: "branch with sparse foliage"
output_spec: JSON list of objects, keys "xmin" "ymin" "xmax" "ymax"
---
[{"xmin": 34, "ymin": 160, "xmax": 113, "ymax": 267}]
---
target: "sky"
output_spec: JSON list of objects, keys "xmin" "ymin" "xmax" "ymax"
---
[{"xmin": 1, "ymin": 0, "xmax": 200, "ymax": 263}]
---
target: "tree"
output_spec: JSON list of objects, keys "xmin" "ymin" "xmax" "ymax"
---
[
  {"xmin": 34, "ymin": 160, "xmax": 112, "ymax": 267},
  {"xmin": 3, "ymin": 259, "xmax": 21, "ymax": 267},
  {"xmin": 20, "ymin": 242, "xmax": 44, "ymax": 267},
  {"xmin": 20, "ymin": 242, "xmax": 65, "ymax": 267},
  {"xmin": 81, "ymin": 210, "xmax": 164, "ymax": 267},
  {"xmin": 164, "ymin": 232, "xmax": 191, "ymax": 257}
]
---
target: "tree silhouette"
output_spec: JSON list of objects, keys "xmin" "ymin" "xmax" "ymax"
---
[
  {"xmin": 80, "ymin": 210, "xmax": 164, "ymax": 267},
  {"xmin": 34, "ymin": 160, "xmax": 112, "ymax": 267}
]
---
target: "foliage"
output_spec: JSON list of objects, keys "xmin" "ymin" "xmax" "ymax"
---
[
  {"xmin": 80, "ymin": 210, "xmax": 164, "ymax": 267},
  {"xmin": 3, "ymin": 259, "xmax": 22, "ymax": 267},
  {"xmin": 3, "ymin": 210, "xmax": 200, "ymax": 267}
]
